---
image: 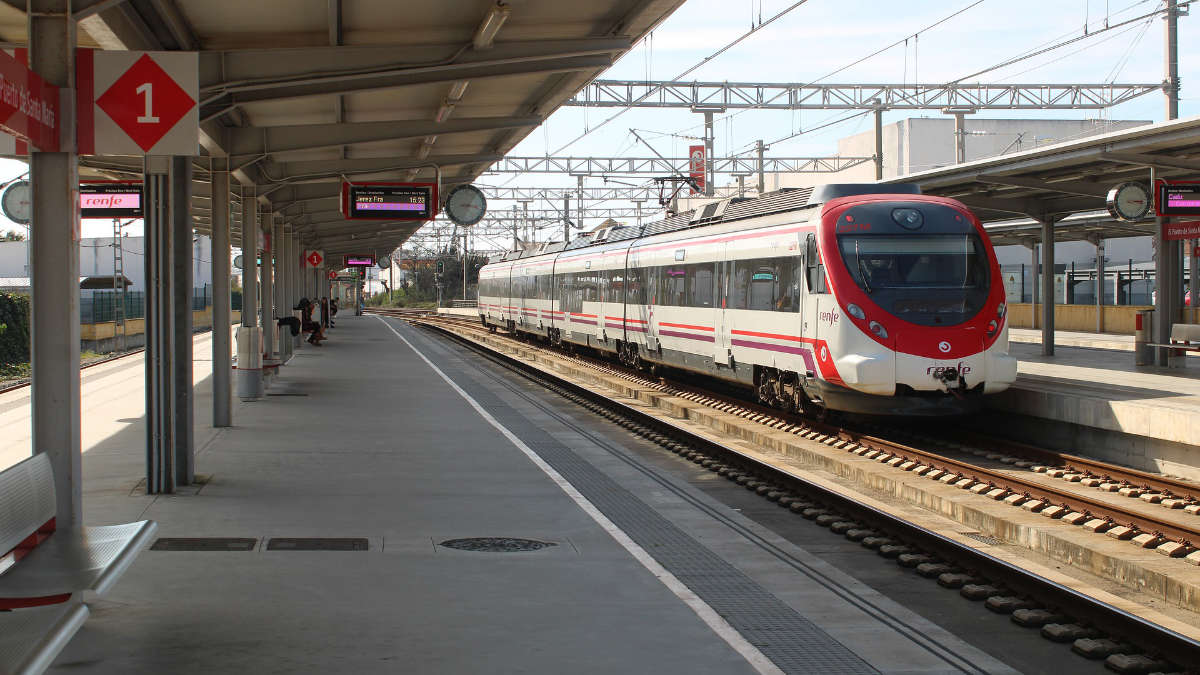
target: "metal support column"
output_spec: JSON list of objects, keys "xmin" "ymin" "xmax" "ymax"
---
[
  {"xmin": 237, "ymin": 187, "xmax": 263, "ymax": 399},
  {"xmin": 211, "ymin": 159, "xmax": 232, "ymax": 427},
  {"xmin": 261, "ymin": 215, "xmax": 276, "ymax": 363},
  {"xmin": 275, "ymin": 224, "xmax": 290, "ymax": 362},
  {"xmin": 1041, "ymin": 217, "xmax": 1056, "ymax": 356},
  {"xmin": 1029, "ymin": 243, "xmax": 1038, "ymax": 330},
  {"xmin": 872, "ymin": 99, "xmax": 884, "ymax": 180},
  {"xmin": 755, "ymin": 139, "xmax": 765, "ymax": 195},
  {"xmin": 29, "ymin": 0, "xmax": 80, "ymax": 520},
  {"xmin": 563, "ymin": 196, "xmax": 570, "ymax": 243},
  {"xmin": 1165, "ymin": 0, "xmax": 1180, "ymax": 121},
  {"xmin": 703, "ymin": 110, "xmax": 715, "ymax": 196},
  {"xmin": 144, "ymin": 157, "xmax": 175, "ymax": 493},
  {"xmin": 953, "ymin": 112, "xmax": 966, "ymax": 164},
  {"xmin": 1190, "ymin": 239, "xmax": 1198, "ymax": 324},
  {"xmin": 1094, "ymin": 236, "xmax": 1105, "ymax": 334},
  {"xmin": 576, "ymin": 175, "xmax": 584, "ymax": 230},
  {"xmin": 170, "ymin": 156, "xmax": 193, "ymax": 486}
]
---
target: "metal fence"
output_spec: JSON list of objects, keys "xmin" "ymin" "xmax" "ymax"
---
[{"xmin": 80, "ymin": 285, "xmax": 214, "ymax": 324}]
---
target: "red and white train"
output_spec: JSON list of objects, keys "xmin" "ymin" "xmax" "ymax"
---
[{"xmin": 477, "ymin": 184, "xmax": 1017, "ymax": 416}]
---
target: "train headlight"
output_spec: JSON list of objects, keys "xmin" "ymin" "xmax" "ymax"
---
[
  {"xmin": 986, "ymin": 319, "xmax": 998, "ymax": 337},
  {"xmin": 846, "ymin": 303, "xmax": 866, "ymax": 320},
  {"xmin": 869, "ymin": 320, "xmax": 888, "ymax": 339},
  {"xmin": 997, "ymin": 302, "xmax": 1006, "ymax": 318}
]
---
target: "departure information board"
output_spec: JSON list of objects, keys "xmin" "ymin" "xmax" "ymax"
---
[
  {"xmin": 340, "ymin": 182, "xmax": 437, "ymax": 220},
  {"xmin": 1155, "ymin": 180, "xmax": 1200, "ymax": 216},
  {"xmin": 344, "ymin": 255, "xmax": 374, "ymax": 267},
  {"xmin": 80, "ymin": 181, "xmax": 143, "ymax": 218}
]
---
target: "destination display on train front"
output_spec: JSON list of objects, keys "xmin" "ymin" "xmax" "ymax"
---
[{"xmin": 340, "ymin": 182, "xmax": 437, "ymax": 220}]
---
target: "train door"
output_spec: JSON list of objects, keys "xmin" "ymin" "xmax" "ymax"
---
[
  {"xmin": 642, "ymin": 256, "xmax": 660, "ymax": 353},
  {"xmin": 803, "ymin": 233, "xmax": 826, "ymax": 376},
  {"xmin": 624, "ymin": 247, "xmax": 652, "ymax": 353},
  {"xmin": 712, "ymin": 249, "xmax": 730, "ymax": 367}
]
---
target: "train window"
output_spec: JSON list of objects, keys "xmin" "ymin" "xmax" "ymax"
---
[
  {"xmin": 663, "ymin": 266, "xmax": 686, "ymax": 306},
  {"xmin": 687, "ymin": 264, "xmax": 714, "ymax": 308},
  {"xmin": 748, "ymin": 266, "xmax": 775, "ymax": 310},
  {"xmin": 730, "ymin": 261, "xmax": 751, "ymax": 309},
  {"xmin": 805, "ymin": 234, "xmax": 828, "ymax": 294},
  {"xmin": 775, "ymin": 260, "xmax": 801, "ymax": 312},
  {"xmin": 609, "ymin": 271, "xmax": 625, "ymax": 304},
  {"xmin": 626, "ymin": 270, "xmax": 643, "ymax": 305}
]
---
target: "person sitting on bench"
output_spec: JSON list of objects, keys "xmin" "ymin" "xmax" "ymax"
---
[{"xmin": 296, "ymin": 298, "xmax": 327, "ymax": 345}]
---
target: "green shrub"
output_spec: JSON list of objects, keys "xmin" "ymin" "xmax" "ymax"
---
[{"xmin": 0, "ymin": 293, "xmax": 30, "ymax": 366}]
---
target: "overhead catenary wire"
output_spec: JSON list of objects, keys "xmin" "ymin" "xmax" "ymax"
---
[{"xmin": 550, "ymin": 0, "xmax": 816, "ymax": 155}]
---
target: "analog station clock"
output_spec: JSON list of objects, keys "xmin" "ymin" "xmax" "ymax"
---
[
  {"xmin": 1, "ymin": 180, "xmax": 32, "ymax": 225},
  {"xmin": 444, "ymin": 184, "xmax": 487, "ymax": 226},
  {"xmin": 1106, "ymin": 182, "xmax": 1151, "ymax": 222}
]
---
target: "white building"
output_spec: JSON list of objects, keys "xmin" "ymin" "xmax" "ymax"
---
[{"xmin": 0, "ymin": 235, "xmax": 214, "ymax": 292}]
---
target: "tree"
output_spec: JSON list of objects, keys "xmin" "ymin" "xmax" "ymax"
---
[{"xmin": 2, "ymin": 230, "xmax": 25, "ymax": 242}]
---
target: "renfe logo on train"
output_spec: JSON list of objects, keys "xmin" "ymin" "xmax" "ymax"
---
[
  {"xmin": 819, "ymin": 309, "xmax": 840, "ymax": 325},
  {"xmin": 928, "ymin": 363, "xmax": 972, "ymax": 377}
]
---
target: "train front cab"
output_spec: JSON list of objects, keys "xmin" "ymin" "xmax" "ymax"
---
[{"xmin": 812, "ymin": 194, "xmax": 1017, "ymax": 415}]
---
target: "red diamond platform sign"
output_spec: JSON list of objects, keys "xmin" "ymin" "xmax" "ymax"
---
[
  {"xmin": 79, "ymin": 49, "xmax": 198, "ymax": 156},
  {"xmin": 305, "ymin": 250, "xmax": 325, "ymax": 268}
]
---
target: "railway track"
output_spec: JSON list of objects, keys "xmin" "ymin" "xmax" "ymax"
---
[{"xmin": 372, "ymin": 307, "xmax": 1200, "ymax": 670}]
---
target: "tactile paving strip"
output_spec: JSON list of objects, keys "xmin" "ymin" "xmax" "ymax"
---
[{"xmin": 412, "ymin": 330, "xmax": 878, "ymax": 674}]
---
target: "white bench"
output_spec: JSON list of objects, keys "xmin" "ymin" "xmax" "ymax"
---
[
  {"xmin": 1147, "ymin": 323, "xmax": 1200, "ymax": 354},
  {"xmin": 0, "ymin": 604, "xmax": 89, "ymax": 675},
  {"xmin": 0, "ymin": 453, "xmax": 157, "ymax": 674}
]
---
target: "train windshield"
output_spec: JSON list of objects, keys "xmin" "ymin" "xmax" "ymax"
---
[{"xmin": 837, "ymin": 234, "xmax": 990, "ymax": 326}]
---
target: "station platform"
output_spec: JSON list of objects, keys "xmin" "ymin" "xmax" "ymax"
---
[
  {"xmin": 985, "ymin": 329, "xmax": 1200, "ymax": 480},
  {"xmin": 39, "ymin": 314, "xmax": 1020, "ymax": 674}
]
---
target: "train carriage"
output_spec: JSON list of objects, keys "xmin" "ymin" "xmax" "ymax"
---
[{"xmin": 480, "ymin": 184, "xmax": 1016, "ymax": 417}]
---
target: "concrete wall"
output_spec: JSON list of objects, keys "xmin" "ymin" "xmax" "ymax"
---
[{"xmin": 1006, "ymin": 303, "xmax": 1153, "ymax": 334}]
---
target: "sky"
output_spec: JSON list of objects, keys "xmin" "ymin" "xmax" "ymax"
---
[{"xmin": 1, "ymin": 0, "xmax": 1196, "ymax": 250}]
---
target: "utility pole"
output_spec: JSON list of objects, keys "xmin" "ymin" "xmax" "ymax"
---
[
  {"xmin": 576, "ymin": 175, "xmax": 585, "ymax": 231},
  {"xmin": 564, "ymin": 195, "xmax": 571, "ymax": 243},
  {"xmin": 871, "ymin": 98, "xmax": 884, "ymax": 180},
  {"xmin": 511, "ymin": 204, "xmax": 518, "ymax": 251},
  {"xmin": 1165, "ymin": 0, "xmax": 1180, "ymax": 121},
  {"xmin": 692, "ymin": 107, "xmax": 724, "ymax": 196},
  {"xmin": 521, "ymin": 201, "xmax": 530, "ymax": 244},
  {"xmin": 755, "ymin": 139, "xmax": 765, "ymax": 195}
]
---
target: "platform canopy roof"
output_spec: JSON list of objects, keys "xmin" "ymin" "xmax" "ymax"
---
[
  {"xmin": 884, "ymin": 115, "xmax": 1200, "ymax": 246},
  {"xmin": 0, "ymin": 0, "xmax": 685, "ymax": 258}
]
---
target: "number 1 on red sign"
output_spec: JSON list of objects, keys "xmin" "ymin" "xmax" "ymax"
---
[{"xmin": 136, "ymin": 82, "xmax": 160, "ymax": 123}]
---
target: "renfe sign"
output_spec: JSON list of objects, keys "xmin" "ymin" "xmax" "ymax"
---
[
  {"xmin": 0, "ymin": 49, "xmax": 59, "ymax": 151},
  {"xmin": 340, "ymin": 182, "xmax": 437, "ymax": 220},
  {"xmin": 344, "ymin": 255, "xmax": 374, "ymax": 267},
  {"xmin": 80, "ymin": 181, "xmax": 143, "ymax": 218}
]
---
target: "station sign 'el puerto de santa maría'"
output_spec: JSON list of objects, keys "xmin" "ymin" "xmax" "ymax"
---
[{"xmin": 0, "ymin": 47, "xmax": 197, "ymax": 157}]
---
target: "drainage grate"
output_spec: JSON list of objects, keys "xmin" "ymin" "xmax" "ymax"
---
[
  {"xmin": 151, "ymin": 537, "xmax": 257, "ymax": 551},
  {"xmin": 962, "ymin": 532, "xmax": 1004, "ymax": 546},
  {"xmin": 439, "ymin": 537, "xmax": 557, "ymax": 553},
  {"xmin": 266, "ymin": 538, "xmax": 368, "ymax": 551}
]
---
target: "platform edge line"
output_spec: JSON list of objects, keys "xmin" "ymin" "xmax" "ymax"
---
[{"xmin": 374, "ymin": 316, "xmax": 784, "ymax": 675}]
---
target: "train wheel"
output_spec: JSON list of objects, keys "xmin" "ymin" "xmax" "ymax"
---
[{"xmin": 488, "ymin": 325, "xmax": 497, "ymax": 333}]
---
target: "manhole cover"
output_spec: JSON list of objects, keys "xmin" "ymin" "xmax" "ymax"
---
[
  {"xmin": 266, "ymin": 538, "xmax": 368, "ymax": 551},
  {"xmin": 962, "ymin": 532, "xmax": 1004, "ymax": 546},
  {"xmin": 439, "ymin": 537, "xmax": 557, "ymax": 552},
  {"xmin": 151, "ymin": 537, "xmax": 257, "ymax": 551}
]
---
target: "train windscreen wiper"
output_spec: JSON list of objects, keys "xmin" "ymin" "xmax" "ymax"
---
[{"xmin": 855, "ymin": 239, "xmax": 873, "ymax": 294}]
